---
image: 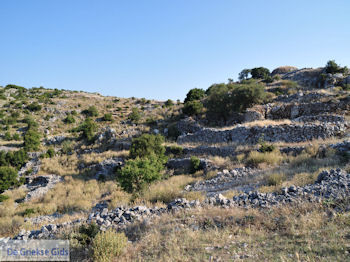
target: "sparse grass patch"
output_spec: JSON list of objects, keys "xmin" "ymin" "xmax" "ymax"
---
[
  {"xmin": 141, "ymin": 175, "xmax": 199, "ymax": 204},
  {"xmin": 265, "ymin": 173, "xmax": 286, "ymax": 186},
  {"xmin": 246, "ymin": 150, "xmax": 284, "ymax": 167}
]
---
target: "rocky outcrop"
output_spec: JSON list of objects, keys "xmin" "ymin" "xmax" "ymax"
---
[
  {"xmin": 176, "ymin": 118, "xmax": 203, "ymax": 135},
  {"xmin": 88, "ymin": 158, "xmax": 124, "ymax": 180},
  {"xmin": 166, "ymin": 158, "xmax": 213, "ymax": 173},
  {"xmin": 281, "ymin": 67, "xmax": 323, "ymax": 88},
  {"xmin": 177, "ymin": 123, "xmax": 345, "ymax": 145},
  {"xmin": 271, "ymin": 66, "xmax": 298, "ymax": 76},
  {"xmin": 24, "ymin": 175, "xmax": 63, "ymax": 202}
]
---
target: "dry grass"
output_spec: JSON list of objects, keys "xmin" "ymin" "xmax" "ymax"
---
[
  {"xmin": 246, "ymin": 150, "xmax": 284, "ymax": 167},
  {"xmin": 38, "ymin": 154, "xmax": 80, "ymax": 176},
  {"xmin": 140, "ymin": 175, "xmax": 201, "ymax": 204},
  {"xmin": 117, "ymin": 202, "xmax": 350, "ymax": 261},
  {"xmin": 242, "ymin": 119, "xmax": 292, "ymax": 127},
  {"xmin": 80, "ymin": 150, "xmax": 129, "ymax": 166}
]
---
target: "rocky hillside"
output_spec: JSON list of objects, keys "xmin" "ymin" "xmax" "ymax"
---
[{"xmin": 0, "ymin": 61, "xmax": 350, "ymax": 261}]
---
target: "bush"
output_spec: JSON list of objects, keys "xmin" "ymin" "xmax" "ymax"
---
[
  {"xmin": 4, "ymin": 132, "xmax": 12, "ymax": 141},
  {"xmin": 266, "ymin": 173, "xmax": 286, "ymax": 186},
  {"xmin": 102, "ymin": 113, "xmax": 113, "ymax": 121},
  {"xmin": 78, "ymin": 118, "xmax": 97, "ymax": 143},
  {"xmin": 0, "ymin": 194, "xmax": 9, "ymax": 202},
  {"xmin": 238, "ymin": 69, "xmax": 251, "ymax": 81},
  {"xmin": 167, "ymin": 124, "xmax": 181, "ymax": 140},
  {"xmin": 82, "ymin": 106, "xmax": 99, "ymax": 117},
  {"xmin": 190, "ymin": 156, "xmax": 201, "ymax": 174},
  {"xmin": 24, "ymin": 129, "xmax": 41, "ymax": 151},
  {"xmin": 27, "ymin": 102, "xmax": 42, "ymax": 112},
  {"xmin": 45, "ymin": 147, "xmax": 55, "ymax": 158},
  {"xmin": 164, "ymin": 99, "xmax": 174, "ymax": 107},
  {"xmin": 77, "ymin": 223, "xmax": 99, "ymax": 245},
  {"xmin": 325, "ymin": 60, "xmax": 348, "ymax": 74},
  {"xmin": 258, "ymin": 138, "xmax": 276, "ymax": 153},
  {"xmin": 184, "ymin": 88, "xmax": 206, "ymax": 103},
  {"xmin": 251, "ymin": 67, "xmax": 270, "ymax": 79},
  {"xmin": 129, "ymin": 134, "xmax": 165, "ymax": 160},
  {"xmin": 12, "ymin": 133, "xmax": 21, "ymax": 141},
  {"xmin": 128, "ymin": 108, "xmax": 141, "ymax": 122},
  {"xmin": 63, "ymin": 114, "xmax": 75, "ymax": 124},
  {"xmin": 246, "ymin": 151, "xmax": 283, "ymax": 167},
  {"xmin": 182, "ymin": 100, "xmax": 203, "ymax": 116},
  {"xmin": 0, "ymin": 166, "xmax": 21, "ymax": 193},
  {"xmin": 205, "ymin": 83, "xmax": 266, "ymax": 122},
  {"xmin": 92, "ymin": 229, "xmax": 127, "ymax": 262},
  {"xmin": 118, "ymin": 155, "xmax": 165, "ymax": 193},
  {"xmin": 169, "ymin": 145, "xmax": 183, "ymax": 156}
]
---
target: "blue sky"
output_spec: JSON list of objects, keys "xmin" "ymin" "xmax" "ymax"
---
[{"xmin": 1, "ymin": 1, "xmax": 349, "ymax": 100}]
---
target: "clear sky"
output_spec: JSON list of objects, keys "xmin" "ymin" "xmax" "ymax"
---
[{"xmin": 1, "ymin": 1, "xmax": 349, "ymax": 100}]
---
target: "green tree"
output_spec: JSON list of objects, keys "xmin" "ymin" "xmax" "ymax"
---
[
  {"xmin": 129, "ymin": 134, "xmax": 165, "ymax": 159},
  {"xmin": 184, "ymin": 88, "xmax": 205, "ymax": 103},
  {"xmin": 118, "ymin": 155, "xmax": 165, "ymax": 192},
  {"xmin": 128, "ymin": 108, "xmax": 141, "ymax": 122},
  {"xmin": 82, "ymin": 106, "xmax": 99, "ymax": 117},
  {"xmin": 78, "ymin": 118, "xmax": 97, "ymax": 143},
  {"xmin": 182, "ymin": 100, "xmax": 203, "ymax": 116},
  {"xmin": 250, "ymin": 67, "xmax": 270, "ymax": 79},
  {"xmin": 238, "ymin": 69, "xmax": 251, "ymax": 81},
  {"xmin": 325, "ymin": 60, "xmax": 348, "ymax": 74},
  {"xmin": 0, "ymin": 166, "xmax": 21, "ymax": 193}
]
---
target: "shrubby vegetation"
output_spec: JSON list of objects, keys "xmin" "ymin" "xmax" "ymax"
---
[
  {"xmin": 0, "ymin": 166, "xmax": 22, "ymax": 193},
  {"xmin": 184, "ymin": 88, "xmax": 205, "ymax": 103},
  {"xmin": 77, "ymin": 118, "xmax": 97, "ymax": 143},
  {"xmin": 182, "ymin": 100, "xmax": 203, "ymax": 116},
  {"xmin": 102, "ymin": 113, "xmax": 113, "ymax": 121},
  {"xmin": 204, "ymin": 82, "xmax": 267, "ymax": 122},
  {"xmin": 325, "ymin": 60, "xmax": 348, "ymax": 74},
  {"xmin": 118, "ymin": 134, "xmax": 167, "ymax": 193},
  {"xmin": 128, "ymin": 107, "xmax": 141, "ymax": 122},
  {"xmin": 82, "ymin": 106, "xmax": 99, "ymax": 117}
]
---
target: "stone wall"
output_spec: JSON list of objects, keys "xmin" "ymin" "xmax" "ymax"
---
[{"xmin": 177, "ymin": 123, "xmax": 345, "ymax": 144}]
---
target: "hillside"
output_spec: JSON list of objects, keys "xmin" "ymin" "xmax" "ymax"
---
[{"xmin": 0, "ymin": 62, "xmax": 350, "ymax": 261}]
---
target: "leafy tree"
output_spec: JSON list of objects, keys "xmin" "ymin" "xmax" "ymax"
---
[
  {"xmin": 238, "ymin": 69, "xmax": 251, "ymax": 81},
  {"xmin": 118, "ymin": 155, "xmax": 165, "ymax": 192},
  {"xmin": 0, "ymin": 166, "xmax": 21, "ymax": 193},
  {"xmin": 205, "ymin": 83, "xmax": 266, "ymax": 122},
  {"xmin": 250, "ymin": 67, "xmax": 270, "ymax": 79},
  {"xmin": 184, "ymin": 88, "xmax": 205, "ymax": 103},
  {"xmin": 129, "ymin": 134, "xmax": 165, "ymax": 159},
  {"xmin": 325, "ymin": 60, "xmax": 348, "ymax": 74},
  {"xmin": 182, "ymin": 100, "xmax": 203, "ymax": 116}
]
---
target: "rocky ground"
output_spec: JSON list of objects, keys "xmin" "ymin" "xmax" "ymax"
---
[{"xmin": 0, "ymin": 65, "xmax": 350, "ymax": 261}]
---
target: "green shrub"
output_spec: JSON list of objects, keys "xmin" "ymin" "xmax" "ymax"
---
[
  {"xmin": 78, "ymin": 118, "xmax": 97, "ymax": 143},
  {"xmin": 82, "ymin": 106, "xmax": 99, "ymax": 117},
  {"xmin": 165, "ymin": 99, "xmax": 174, "ymax": 107},
  {"xmin": 4, "ymin": 132, "xmax": 12, "ymax": 141},
  {"xmin": 258, "ymin": 138, "xmax": 276, "ymax": 153},
  {"xmin": 129, "ymin": 134, "xmax": 165, "ymax": 160},
  {"xmin": 102, "ymin": 113, "xmax": 113, "ymax": 121},
  {"xmin": 64, "ymin": 114, "xmax": 75, "ymax": 124},
  {"xmin": 92, "ymin": 229, "xmax": 127, "ymax": 262},
  {"xmin": 167, "ymin": 124, "xmax": 181, "ymax": 140},
  {"xmin": 169, "ymin": 145, "xmax": 183, "ymax": 156},
  {"xmin": 27, "ymin": 102, "xmax": 42, "ymax": 112},
  {"xmin": 77, "ymin": 223, "xmax": 100, "ymax": 245},
  {"xmin": 0, "ymin": 166, "xmax": 22, "ymax": 193},
  {"xmin": 12, "ymin": 133, "xmax": 21, "ymax": 141},
  {"xmin": 45, "ymin": 147, "xmax": 55, "ymax": 158},
  {"xmin": 23, "ymin": 208, "xmax": 35, "ymax": 216},
  {"xmin": 190, "ymin": 156, "xmax": 201, "ymax": 174},
  {"xmin": 118, "ymin": 155, "xmax": 165, "ymax": 193},
  {"xmin": 325, "ymin": 60, "xmax": 348, "ymax": 74},
  {"xmin": 24, "ymin": 129, "xmax": 41, "ymax": 151},
  {"xmin": 0, "ymin": 194, "xmax": 9, "ymax": 202},
  {"xmin": 61, "ymin": 140, "xmax": 73, "ymax": 155},
  {"xmin": 128, "ymin": 108, "xmax": 141, "ymax": 122},
  {"xmin": 183, "ymin": 100, "xmax": 203, "ymax": 116},
  {"xmin": 184, "ymin": 88, "xmax": 205, "ymax": 103}
]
